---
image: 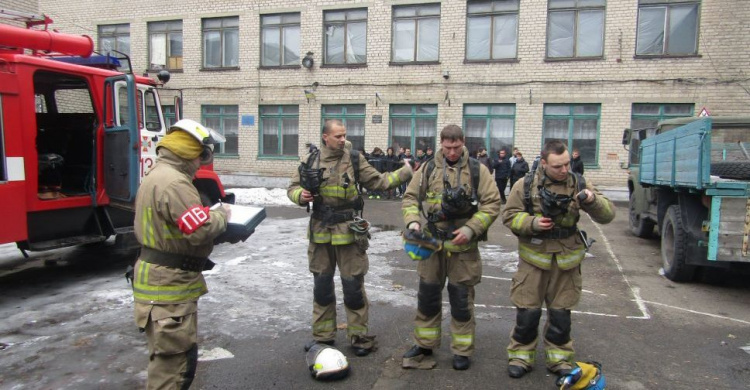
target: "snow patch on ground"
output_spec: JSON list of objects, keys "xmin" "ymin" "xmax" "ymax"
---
[
  {"xmin": 198, "ymin": 347, "xmax": 235, "ymax": 361},
  {"xmin": 229, "ymin": 187, "xmax": 295, "ymax": 207}
]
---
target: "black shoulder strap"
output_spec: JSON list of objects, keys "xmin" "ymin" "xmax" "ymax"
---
[
  {"xmin": 468, "ymin": 157, "xmax": 480, "ymax": 201},
  {"xmin": 523, "ymin": 173, "xmax": 534, "ymax": 214},
  {"xmin": 419, "ymin": 159, "xmax": 436, "ymax": 202},
  {"xmin": 350, "ymin": 149, "xmax": 360, "ymax": 184}
]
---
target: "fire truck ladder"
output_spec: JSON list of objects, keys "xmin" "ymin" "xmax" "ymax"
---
[{"xmin": 0, "ymin": 9, "xmax": 52, "ymax": 29}]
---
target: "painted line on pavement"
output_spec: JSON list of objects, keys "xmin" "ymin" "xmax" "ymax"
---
[
  {"xmin": 586, "ymin": 214, "xmax": 651, "ymax": 320},
  {"xmin": 640, "ymin": 300, "xmax": 750, "ymax": 325}
]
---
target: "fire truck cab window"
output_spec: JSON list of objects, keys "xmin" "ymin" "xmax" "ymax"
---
[
  {"xmin": 33, "ymin": 71, "xmax": 96, "ymax": 199},
  {"xmin": 144, "ymin": 89, "xmax": 162, "ymax": 131}
]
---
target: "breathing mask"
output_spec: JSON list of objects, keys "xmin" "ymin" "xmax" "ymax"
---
[
  {"xmin": 538, "ymin": 176, "xmax": 574, "ymax": 218},
  {"xmin": 299, "ymin": 144, "xmax": 325, "ymax": 196}
]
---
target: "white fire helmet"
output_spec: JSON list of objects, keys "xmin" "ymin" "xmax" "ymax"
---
[
  {"xmin": 305, "ymin": 344, "xmax": 350, "ymax": 380},
  {"xmin": 169, "ymin": 119, "xmax": 226, "ymax": 165}
]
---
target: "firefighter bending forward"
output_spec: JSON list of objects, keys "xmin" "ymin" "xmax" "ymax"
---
[
  {"xmin": 401, "ymin": 124, "xmax": 501, "ymax": 370},
  {"xmin": 288, "ymin": 119, "xmax": 413, "ymax": 356},
  {"xmin": 132, "ymin": 119, "xmax": 230, "ymax": 389},
  {"xmin": 503, "ymin": 140, "xmax": 615, "ymax": 381}
]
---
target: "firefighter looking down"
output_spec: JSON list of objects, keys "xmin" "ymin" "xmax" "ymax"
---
[
  {"xmin": 132, "ymin": 119, "xmax": 231, "ymax": 389},
  {"xmin": 287, "ymin": 119, "xmax": 413, "ymax": 356},
  {"xmin": 401, "ymin": 124, "xmax": 501, "ymax": 371},
  {"xmin": 503, "ymin": 140, "xmax": 615, "ymax": 382}
]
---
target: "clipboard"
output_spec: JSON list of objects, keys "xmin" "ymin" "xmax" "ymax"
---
[{"xmin": 212, "ymin": 203, "xmax": 266, "ymax": 244}]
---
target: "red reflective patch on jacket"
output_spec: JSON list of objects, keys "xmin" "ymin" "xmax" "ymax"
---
[{"xmin": 178, "ymin": 206, "xmax": 210, "ymax": 234}]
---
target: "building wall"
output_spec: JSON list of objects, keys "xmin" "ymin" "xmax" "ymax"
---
[
  {"xmin": 30, "ymin": 0, "xmax": 750, "ymax": 186},
  {"xmin": 0, "ymin": 0, "xmax": 40, "ymax": 26}
]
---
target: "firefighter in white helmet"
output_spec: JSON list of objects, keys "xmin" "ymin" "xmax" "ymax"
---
[{"xmin": 132, "ymin": 119, "xmax": 230, "ymax": 389}]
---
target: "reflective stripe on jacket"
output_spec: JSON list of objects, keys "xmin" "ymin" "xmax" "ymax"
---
[
  {"xmin": 288, "ymin": 141, "xmax": 413, "ymax": 245},
  {"xmin": 133, "ymin": 149, "xmax": 228, "ymax": 304},
  {"xmin": 502, "ymin": 168, "xmax": 615, "ymax": 270},
  {"xmin": 401, "ymin": 146, "xmax": 501, "ymax": 252}
]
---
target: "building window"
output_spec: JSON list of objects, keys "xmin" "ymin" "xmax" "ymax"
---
[
  {"xmin": 259, "ymin": 105, "xmax": 299, "ymax": 157},
  {"xmin": 543, "ymin": 104, "xmax": 600, "ymax": 166},
  {"xmin": 463, "ymin": 104, "xmax": 515, "ymax": 156},
  {"xmin": 162, "ymin": 105, "xmax": 178, "ymax": 127},
  {"xmin": 629, "ymin": 103, "xmax": 693, "ymax": 164},
  {"xmin": 261, "ymin": 13, "xmax": 301, "ymax": 67},
  {"xmin": 324, "ymin": 9, "xmax": 367, "ymax": 65},
  {"xmin": 547, "ymin": 0, "xmax": 605, "ymax": 59},
  {"xmin": 636, "ymin": 0, "xmax": 699, "ymax": 56},
  {"xmin": 203, "ymin": 17, "xmax": 239, "ymax": 69},
  {"xmin": 98, "ymin": 24, "xmax": 130, "ymax": 56},
  {"xmin": 148, "ymin": 20, "xmax": 183, "ymax": 70},
  {"xmin": 466, "ymin": 0, "xmax": 519, "ymax": 61},
  {"xmin": 202, "ymin": 105, "xmax": 238, "ymax": 155},
  {"xmin": 322, "ymin": 105, "xmax": 366, "ymax": 152},
  {"xmin": 390, "ymin": 105, "xmax": 437, "ymax": 153},
  {"xmin": 392, "ymin": 4, "xmax": 440, "ymax": 63}
]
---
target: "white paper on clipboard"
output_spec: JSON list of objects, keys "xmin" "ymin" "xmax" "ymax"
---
[{"xmin": 212, "ymin": 203, "xmax": 266, "ymax": 228}]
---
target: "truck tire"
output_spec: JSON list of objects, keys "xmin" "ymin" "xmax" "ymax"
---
[
  {"xmin": 629, "ymin": 193, "xmax": 655, "ymax": 238},
  {"xmin": 710, "ymin": 161, "xmax": 750, "ymax": 180},
  {"xmin": 661, "ymin": 205, "xmax": 696, "ymax": 282}
]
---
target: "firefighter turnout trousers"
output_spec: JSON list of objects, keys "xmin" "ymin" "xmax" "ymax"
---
[
  {"xmin": 135, "ymin": 301, "xmax": 199, "ymax": 390},
  {"xmin": 308, "ymin": 241, "xmax": 375, "ymax": 349},
  {"xmin": 507, "ymin": 257, "xmax": 581, "ymax": 372},
  {"xmin": 413, "ymin": 247, "xmax": 482, "ymax": 356}
]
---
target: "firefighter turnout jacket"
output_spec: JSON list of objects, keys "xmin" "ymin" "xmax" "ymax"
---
[
  {"xmin": 132, "ymin": 149, "xmax": 228, "ymax": 308},
  {"xmin": 402, "ymin": 146, "xmax": 501, "ymax": 252},
  {"xmin": 502, "ymin": 168, "xmax": 615, "ymax": 270},
  {"xmin": 288, "ymin": 141, "xmax": 413, "ymax": 244}
]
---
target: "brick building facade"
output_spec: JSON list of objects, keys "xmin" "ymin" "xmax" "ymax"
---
[{"xmin": 8, "ymin": 0, "xmax": 750, "ymax": 186}]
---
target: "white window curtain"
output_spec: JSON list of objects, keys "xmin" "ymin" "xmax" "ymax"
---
[
  {"xmin": 150, "ymin": 34, "xmax": 166, "ymax": 67},
  {"xmin": 577, "ymin": 10, "xmax": 604, "ymax": 56},
  {"xmin": 548, "ymin": 11, "xmax": 574, "ymax": 57},
  {"xmin": 393, "ymin": 21, "xmax": 415, "ymax": 61},
  {"xmin": 466, "ymin": 16, "xmax": 491, "ymax": 60},
  {"xmin": 493, "ymin": 14, "xmax": 518, "ymax": 59},
  {"xmin": 636, "ymin": 7, "xmax": 665, "ymax": 55},
  {"xmin": 347, "ymin": 22, "xmax": 367, "ymax": 63},
  {"xmin": 417, "ymin": 18, "xmax": 439, "ymax": 61}
]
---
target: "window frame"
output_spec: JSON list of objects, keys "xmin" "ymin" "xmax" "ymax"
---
[
  {"xmin": 260, "ymin": 13, "xmax": 302, "ymax": 69},
  {"xmin": 545, "ymin": 0, "xmax": 606, "ymax": 61},
  {"xmin": 258, "ymin": 105, "xmax": 300, "ymax": 159},
  {"xmin": 98, "ymin": 23, "xmax": 130, "ymax": 56},
  {"xmin": 201, "ymin": 105, "xmax": 239, "ymax": 156},
  {"xmin": 321, "ymin": 105, "xmax": 366, "ymax": 152},
  {"xmin": 148, "ymin": 20, "xmax": 183, "ymax": 71},
  {"xmin": 462, "ymin": 104, "xmax": 516, "ymax": 156},
  {"xmin": 635, "ymin": 0, "xmax": 701, "ymax": 58},
  {"xmin": 465, "ymin": 0, "xmax": 520, "ymax": 62},
  {"xmin": 390, "ymin": 4, "xmax": 442, "ymax": 65},
  {"xmin": 542, "ymin": 104, "xmax": 601, "ymax": 167},
  {"xmin": 628, "ymin": 103, "xmax": 694, "ymax": 165},
  {"xmin": 388, "ymin": 104, "xmax": 438, "ymax": 152},
  {"xmin": 201, "ymin": 16, "xmax": 240, "ymax": 70},
  {"xmin": 323, "ymin": 9, "xmax": 368, "ymax": 67}
]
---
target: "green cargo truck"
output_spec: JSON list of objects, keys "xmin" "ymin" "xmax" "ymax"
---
[{"xmin": 623, "ymin": 117, "xmax": 750, "ymax": 282}]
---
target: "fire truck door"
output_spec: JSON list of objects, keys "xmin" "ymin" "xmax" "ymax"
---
[{"xmin": 103, "ymin": 74, "xmax": 140, "ymax": 208}]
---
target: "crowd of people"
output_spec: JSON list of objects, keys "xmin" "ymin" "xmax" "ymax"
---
[{"xmin": 356, "ymin": 145, "xmax": 435, "ymax": 199}]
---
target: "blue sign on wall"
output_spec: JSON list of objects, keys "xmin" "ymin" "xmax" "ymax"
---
[{"xmin": 241, "ymin": 115, "xmax": 255, "ymax": 126}]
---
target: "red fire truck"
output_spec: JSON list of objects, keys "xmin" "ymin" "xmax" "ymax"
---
[{"xmin": 0, "ymin": 11, "xmax": 234, "ymax": 255}]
